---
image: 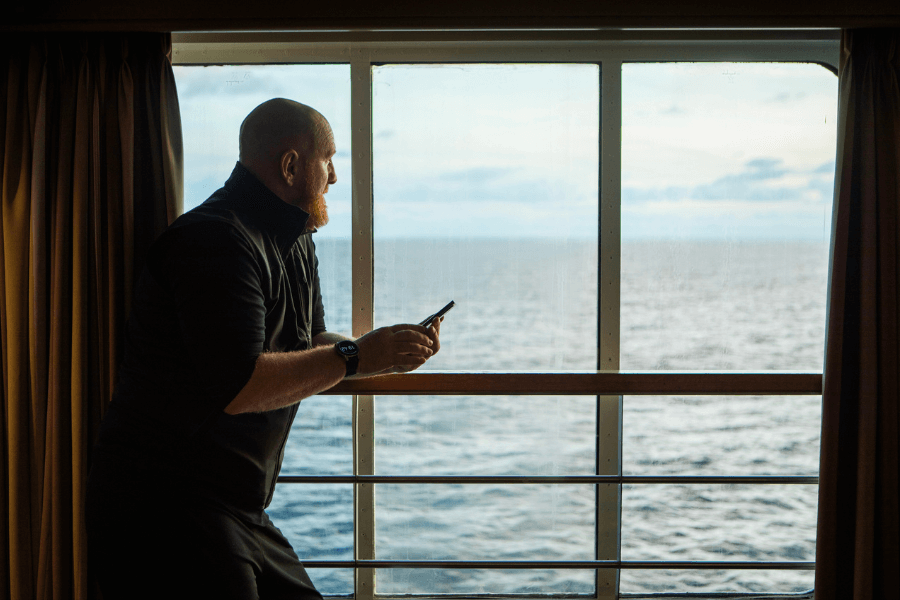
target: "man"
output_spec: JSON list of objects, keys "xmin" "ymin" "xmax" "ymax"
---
[{"xmin": 86, "ymin": 98, "xmax": 441, "ymax": 600}]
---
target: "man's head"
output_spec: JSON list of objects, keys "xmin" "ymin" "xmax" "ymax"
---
[{"xmin": 239, "ymin": 98, "xmax": 337, "ymax": 229}]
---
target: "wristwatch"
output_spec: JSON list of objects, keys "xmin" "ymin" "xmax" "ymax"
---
[{"xmin": 334, "ymin": 340, "xmax": 360, "ymax": 377}]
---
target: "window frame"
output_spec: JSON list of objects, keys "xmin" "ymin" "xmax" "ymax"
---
[{"xmin": 172, "ymin": 30, "xmax": 838, "ymax": 600}]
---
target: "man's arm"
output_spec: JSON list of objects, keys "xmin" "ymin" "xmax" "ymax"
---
[
  {"xmin": 311, "ymin": 331, "xmax": 353, "ymax": 346},
  {"xmin": 224, "ymin": 319, "xmax": 441, "ymax": 415}
]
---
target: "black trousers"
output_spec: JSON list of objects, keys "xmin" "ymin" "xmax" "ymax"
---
[{"xmin": 86, "ymin": 462, "xmax": 323, "ymax": 600}]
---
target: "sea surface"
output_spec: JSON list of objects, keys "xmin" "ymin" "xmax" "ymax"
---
[{"xmin": 267, "ymin": 238, "xmax": 826, "ymax": 596}]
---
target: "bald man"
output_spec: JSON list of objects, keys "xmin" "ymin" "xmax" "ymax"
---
[{"xmin": 86, "ymin": 99, "xmax": 441, "ymax": 600}]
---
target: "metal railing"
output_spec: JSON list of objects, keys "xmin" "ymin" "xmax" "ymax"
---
[{"xmin": 277, "ymin": 371, "xmax": 822, "ymax": 577}]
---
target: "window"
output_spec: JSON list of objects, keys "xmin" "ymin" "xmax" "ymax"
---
[
  {"xmin": 173, "ymin": 30, "xmax": 838, "ymax": 598},
  {"xmin": 618, "ymin": 62, "xmax": 833, "ymax": 594}
]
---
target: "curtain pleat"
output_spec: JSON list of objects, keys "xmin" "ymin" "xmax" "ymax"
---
[
  {"xmin": 0, "ymin": 33, "xmax": 182, "ymax": 600},
  {"xmin": 816, "ymin": 28, "xmax": 900, "ymax": 600}
]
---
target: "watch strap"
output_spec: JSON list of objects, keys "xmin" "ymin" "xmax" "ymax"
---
[
  {"xmin": 344, "ymin": 354, "xmax": 359, "ymax": 377},
  {"xmin": 335, "ymin": 340, "xmax": 360, "ymax": 377}
]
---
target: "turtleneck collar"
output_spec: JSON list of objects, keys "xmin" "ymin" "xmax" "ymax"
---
[{"xmin": 209, "ymin": 162, "xmax": 313, "ymax": 248}]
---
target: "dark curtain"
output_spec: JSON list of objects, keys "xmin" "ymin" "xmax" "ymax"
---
[
  {"xmin": 0, "ymin": 33, "xmax": 182, "ymax": 600},
  {"xmin": 816, "ymin": 29, "xmax": 900, "ymax": 600}
]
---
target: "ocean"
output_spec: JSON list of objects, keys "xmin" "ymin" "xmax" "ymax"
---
[{"xmin": 267, "ymin": 238, "xmax": 826, "ymax": 596}]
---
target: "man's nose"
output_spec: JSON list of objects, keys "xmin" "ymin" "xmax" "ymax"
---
[{"xmin": 328, "ymin": 165, "xmax": 337, "ymax": 185}]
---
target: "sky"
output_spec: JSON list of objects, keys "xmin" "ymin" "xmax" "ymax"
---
[{"xmin": 173, "ymin": 61, "xmax": 837, "ymax": 241}]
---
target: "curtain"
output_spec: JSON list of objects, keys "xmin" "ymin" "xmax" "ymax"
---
[
  {"xmin": 0, "ymin": 33, "xmax": 182, "ymax": 600},
  {"xmin": 816, "ymin": 29, "xmax": 900, "ymax": 600}
]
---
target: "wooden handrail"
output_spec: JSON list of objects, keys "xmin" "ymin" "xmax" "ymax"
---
[
  {"xmin": 299, "ymin": 559, "xmax": 816, "ymax": 570},
  {"xmin": 278, "ymin": 475, "xmax": 819, "ymax": 484},
  {"xmin": 322, "ymin": 371, "xmax": 823, "ymax": 396}
]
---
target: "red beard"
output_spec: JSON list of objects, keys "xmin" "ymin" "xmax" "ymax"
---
[{"xmin": 306, "ymin": 193, "xmax": 329, "ymax": 230}]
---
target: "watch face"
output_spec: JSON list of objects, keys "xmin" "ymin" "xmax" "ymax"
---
[{"xmin": 336, "ymin": 340, "xmax": 359, "ymax": 357}]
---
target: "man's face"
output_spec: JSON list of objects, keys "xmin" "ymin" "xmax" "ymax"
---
[{"xmin": 295, "ymin": 121, "xmax": 337, "ymax": 229}]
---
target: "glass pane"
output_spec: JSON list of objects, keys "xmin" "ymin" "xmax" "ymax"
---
[
  {"xmin": 378, "ymin": 569, "xmax": 596, "ymax": 595},
  {"xmin": 375, "ymin": 394, "xmax": 595, "ymax": 594},
  {"xmin": 621, "ymin": 484, "xmax": 818, "ymax": 594},
  {"xmin": 623, "ymin": 395, "xmax": 821, "ymax": 476},
  {"xmin": 376, "ymin": 395, "xmax": 596, "ymax": 475},
  {"xmin": 620, "ymin": 569, "xmax": 814, "ymax": 595},
  {"xmin": 620, "ymin": 62, "xmax": 832, "ymax": 595},
  {"xmin": 173, "ymin": 63, "xmax": 353, "ymax": 330},
  {"xmin": 175, "ymin": 65, "xmax": 355, "ymax": 596},
  {"xmin": 267, "ymin": 484, "xmax": 354, "ymax": 595},
  {"xmin": 280, "ymin": 395, "xmax": 353, "ymax": 476},
  {"xmin": 371, "ymin": 65, "xmax": 599, "ymax": 595},
  {"xmin": 373, "ymin": 64, "xmax": 599, "ymax": 371},
  {"xmin": 376, "ymin": 484, "xmax": 596, "ymax": 594},
  {"xmin": 621, "ymin": 63, "xmax": 837, "ymax": 371},
  {"xmin": 174, "ymin": 64, "xmax": 351, "ymax": 225}
]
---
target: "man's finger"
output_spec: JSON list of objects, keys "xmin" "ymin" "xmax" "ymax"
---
[
  {"xmin": 391, "ymin": 329, "xmax": 434, "ymax": 346},
  {"xmin": 391, "ymin": 323, "xmax": 432, "ymax": 336},
  {"xmin": 393, "ymin": 355, "xmax": 428, "ymax": 369},
  {"xmin": 395, "ymin": 342, "xmax": 433, "ymax": 356}
]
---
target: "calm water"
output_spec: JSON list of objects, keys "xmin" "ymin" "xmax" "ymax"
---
[{"xmin": 267, "ymin": 238, "xmax": 826, "ymax": 596}]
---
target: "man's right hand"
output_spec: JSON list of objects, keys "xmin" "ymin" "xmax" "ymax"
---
[{"xmin": 354, "ymin": 323, "xmax": 439, "ymax": 376}]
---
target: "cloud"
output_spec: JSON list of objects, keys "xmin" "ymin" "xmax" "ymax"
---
[
  {"xmin": 743, "ymin": 158, "xmax": 786, "ymax": 176},
  {"xmin": 174, "ymin": 65, "xmax": 350, "ymax": 102},
  {"xmin": 765, "ymin": 89, "xmax": 810, "ymax": 104},
  {"xmin": 624, "ymin": 157, "xmax": 833, "ymax": 206},
  {"xmin": 661, "ymin": 104, "xmax": 687, "ymax": 115},
  {"xmin": 436, "ymin": 167, "xmax": 514, "ymax": 184},
  {"xmin": 174, "ymin": 67, "xmax": 279, "ymax": 98},
  {"xmin": 375, "ymin": 165, "xmax": 596, "ymax": 210},
  {"xmin": 813, "ymin": 161, "xmax": 836, "ymax": 174},
  {"xmin": 379, "ymin": 180, "xmax": 548, "ymax": 205},
  {"xmin": 374, "ymin": 198, "xmax": 598, "ymax": 238},
  {"xmin": 767, "ymin": 91, "xmax": 792, "ymax": 103}
]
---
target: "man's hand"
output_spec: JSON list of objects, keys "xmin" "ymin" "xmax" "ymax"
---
[{"xmin": 355, "ymin": 317, "xmax": 442, "ymax": 376}]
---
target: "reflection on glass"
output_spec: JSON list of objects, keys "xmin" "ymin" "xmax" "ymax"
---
[
  {"xmin": 621, "ymin": 484, "xmax": 818, "ymax": 594},
  {"xmin": 376, "ymin": 485, "xmax": 595, "ymax": 594}
]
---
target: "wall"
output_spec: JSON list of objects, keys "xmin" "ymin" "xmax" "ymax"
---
[{"xmin": 6, "ymin": 0, "xmax": 900, "ymax": 31}]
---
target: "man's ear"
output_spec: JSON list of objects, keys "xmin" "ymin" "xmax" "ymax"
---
[{"xmin": 280, "ymin": 149, "xmax": 300, "ymax": 186}]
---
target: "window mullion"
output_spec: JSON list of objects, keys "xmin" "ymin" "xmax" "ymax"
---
[
  {"xmin": 351, "ymin": 48, "xmax": 376, "ymax": 600},
  {"xmin": 598, "ymin": 58, "xmax": 623, "ymax": 600}
]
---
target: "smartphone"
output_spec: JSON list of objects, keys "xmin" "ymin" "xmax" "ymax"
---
[{"xmin": 419, "ymin": 300, "xmax": 455, "ymax": 328}]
